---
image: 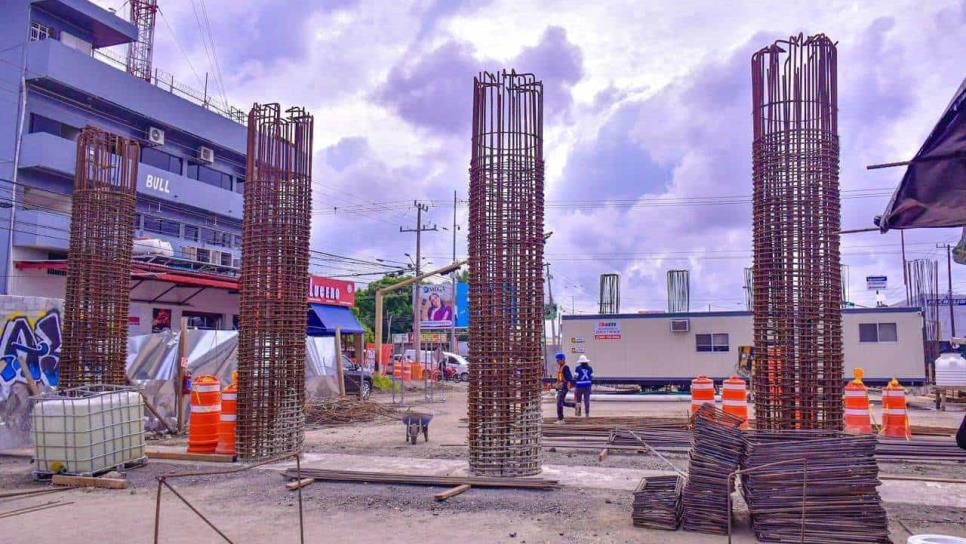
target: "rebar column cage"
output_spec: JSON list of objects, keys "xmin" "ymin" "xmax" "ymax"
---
[
  {"xmin": 599, "ymin": 273, "xmax": 620, "ymax": 314},
  {"xmin": 906, "ymin": 259, "xmax": 941, "ymax": 378},
  {"xmin": 126, "ymin": 0, "xmax": 158, "ymax": 82},
  {"xmin": 60, "ymin": 127, "xmax": 139, "ymax": 388},
  {"xmin": 467, "ymin": 70, "xmax": 545, "ymax": 477},
  {"xmin": 751, "ymin": 34, "xmax": 843, "ymax": 431},
  {"xmin": 236, "ymin": 103, "xmax": 313, "ymax": 461},
  {"xmin": 667, "ymin": 270, "xmax": 690, "ymax": 313}
]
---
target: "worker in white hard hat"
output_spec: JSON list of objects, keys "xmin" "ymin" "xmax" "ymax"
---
[{"xmin": 573, "ymin": 355, "xmax": 593, "ymax": 417}]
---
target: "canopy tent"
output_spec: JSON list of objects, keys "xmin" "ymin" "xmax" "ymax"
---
[
  {"xmin": 307, "ymin": 303, "xmax": 365, "ymax": 336},
  {"xmin": 877, "ymin": 78, "xmax": 966, "ymax": 231}
]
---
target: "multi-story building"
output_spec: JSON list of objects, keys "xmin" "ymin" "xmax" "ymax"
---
[{"xmin": 0, "ymin": 0, "xmax": 247, "ymax": 333}]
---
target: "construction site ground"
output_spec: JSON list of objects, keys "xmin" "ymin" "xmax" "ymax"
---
[{"xmin": 2, "ymin": 385, "xmax": 964, "ymax": 543}]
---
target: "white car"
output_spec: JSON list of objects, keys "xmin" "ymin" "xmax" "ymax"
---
[{"xmin": 441, "ymin": 352, "xmax": 470, "ymax": 382}]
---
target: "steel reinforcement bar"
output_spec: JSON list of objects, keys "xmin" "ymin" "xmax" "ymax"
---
[
  {"xmin": 467, "ymin": 70, "xmax": 545, "ymax": 477},
  {"xmin": 60, "ymin": 127, "xmax": 139, "ymax": 388},
  {"xmin": 751, "ymin": 34, "xmax": 843, "ymax": 430},
  {"xmin": 236, "ymin": 103, "xmax": 313, "ymax": 461}
]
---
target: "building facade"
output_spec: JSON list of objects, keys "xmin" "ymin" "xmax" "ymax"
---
[{"xmin": 0, "ymin": 0, "xmax": 247, "ymax": 334}]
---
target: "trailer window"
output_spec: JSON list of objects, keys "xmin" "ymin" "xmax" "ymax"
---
[
  {"xmin": 696, "ymin": 333, "xmax": 729, "ymax": 352},
  {"xmin": 859, "ymin": 323, "xmax": 897, "ymax": 343}
]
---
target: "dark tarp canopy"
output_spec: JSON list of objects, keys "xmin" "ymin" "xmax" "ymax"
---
[{"xmin": 877, "ymin": 78, "xmax": 966, "ymax": 231}]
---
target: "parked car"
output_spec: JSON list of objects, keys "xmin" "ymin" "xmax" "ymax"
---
[
  {"xmin": 441, "ymin": 352, "xmax": 469, "ymax": 382},
  {"xmin": 341, "ymin": 354, "xmax": 373, "ymax": 399}
]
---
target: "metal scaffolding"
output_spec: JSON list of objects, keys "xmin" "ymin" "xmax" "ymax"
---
[
  {"xmin": 667, "ymin": 270, "xmax": 690, "ymax": 313},
  {"xmin": 60, "ymin": 127, "xmax": 139, "ymax": 388},
  {"xmin": 599, "ymin": 273, "xmax": 620, "ymax": 314},
  {"xmin": 126, "ymin": 0, "xmax": 158, "ymax": 82},
  {"xmin": 751, "ymin": 34, "xmax": 843, "ymax": 431},
  {"xmin": 236, "ymin": 103, "xmax": 313, "ymax": 461},
  {"xmin": 467, "ymin": 70, "xmax": 545, "ymax": 477}
]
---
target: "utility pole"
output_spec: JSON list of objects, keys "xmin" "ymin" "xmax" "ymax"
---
[
  {"xmin": 544, "ymin": 262, "xmax": 557, "ymax": 346},
  {"xmin": 451, "ymin": 190, "xmax": 458, "ymax": 354},
  {"xmin": 937, "ymin": 243, "xmax": 956, "ymax": 338},
  {"xmin": 400, "ymin": 201, "xmax": 437, "ymax": 373}
]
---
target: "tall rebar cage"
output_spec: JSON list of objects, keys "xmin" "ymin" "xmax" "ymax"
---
[
  {"xmin": 667, "ymin": 270, "xmax": 690, "ymax": 313},
  {"xmin": 467, "ymin": 70, "xmax": 545, "ymax": 477},
  {"xmin": 907, "ymin": 259, "xmax": 941, "ymax": 378},
  {"xmin": 751, "ymin": 34, "xmax": 843, "ymax": 431},
  {"xmin": 236, "ymin": 104, "xmax": 313, "ymax": 461},
  {"xmin": 599, "ymin": 273, "xmax": 620, "ymax": 314},
  {"xmin": 60, "ymin": 127, "xmax": 139, "ymax": 388}
]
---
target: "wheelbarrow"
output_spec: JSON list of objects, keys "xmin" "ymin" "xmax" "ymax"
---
[{"xmin": 402, "ymin": 411, "xmax": 433, "ymax": 445}]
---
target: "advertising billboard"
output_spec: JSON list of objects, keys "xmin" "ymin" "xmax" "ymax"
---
[{"xmin": 417, "ymin": 282, "xmax": 470, "ymax": 329}]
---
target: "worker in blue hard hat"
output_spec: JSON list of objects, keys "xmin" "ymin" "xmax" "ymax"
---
[{"xmin": 554, "ymin": 352, "xmax": 575, "ymax": 423}]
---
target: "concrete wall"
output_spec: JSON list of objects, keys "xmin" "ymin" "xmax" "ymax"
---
[{"xmin": 562, "ymin": 308, "xmax": 925, "ymax": 384}]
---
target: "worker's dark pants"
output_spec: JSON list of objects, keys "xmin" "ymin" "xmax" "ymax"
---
[
  {"xmin": 574, "ymin": 386, "xmax": 591, "ymax": 416},
  {"xmin": 556, "ymin": 389, "xmax": 574, "ymax": 420}
]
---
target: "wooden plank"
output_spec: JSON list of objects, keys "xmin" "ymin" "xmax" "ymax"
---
[
  {"xmin": 18, "ymin": 355, "xmax": 40, "ymax": 396},
  {"xmin": 286, "ymin": 478, "xmax": 315, "ymax": 491},
  {"xmin": 285, "ymin": 468, "xmax": 558, "ymax": 490},
  {"xmin": 597, "ymin": 448, "xmax": 609, "ymax": 462},
  {"xmin": 52, "ymin": 475, "xmax": 127, "ymax": 489},
  {"xmin": 146, "ymin": 450, "xmax": 235, "ymax": 463},
  {"xmin": 335, "ymin": 326, "xmax": 345, "ymax": 397},
  {"xmin": 434, "ymin": 484, "xmax": 471, "ymax": 501}
]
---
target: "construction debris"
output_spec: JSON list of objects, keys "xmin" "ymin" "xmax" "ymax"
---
[
  {"xmin": 632, "ymin": 476, "xmax": 683, "ymax": 531},
  {"xmin": 51, "ymin": 474, "xmax": 128, "ymax": 489},
  {"xmin": 681, "ymin": 405, "xmax": 744, "ymax": 535},
  {"xmin": 145, "ymin": 450, "xmax": 235, "ymax": 463},
  {"xmin": 283, "ymin": 468, "xmax": 559, "ymax": 490},
  {"xmin": 434, "ymin": 484, "xmax": 472, "ymax": 501},
  {"xmin": 304, "ymin": 398, "xmax": 401, "ymax": 427},
  {"xmin": 741, "ymin": 431, "xmax": 890, "ymax": 543}
]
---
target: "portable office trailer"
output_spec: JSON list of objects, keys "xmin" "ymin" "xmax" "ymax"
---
[{"xmin": 560, "ymin": 307, "xmax": 925, "ymax": 387}]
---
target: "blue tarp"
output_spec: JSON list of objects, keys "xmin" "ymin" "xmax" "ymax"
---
[{"xmin": 307, "ymin": 304, "xmax": 364, "ymax": 336}]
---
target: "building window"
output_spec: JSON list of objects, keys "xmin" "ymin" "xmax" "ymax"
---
[
  {"xmin": 30, "ymin": 22, "xmax": 53, "ymax": 41},
  {"xmin": 183, "ymin": 225, "xmax": 199, "ymax": 241},
  {"xmin": 29, "ymin": 114, "xmax": 78, "ymax": 139},
  {"xmin": 219, "ymin": 252, "xmax": 232, "ymax": 267},
  {"xmin": 141, "ymin": 147, "xmax": 183, "ymax": 175},
  {"xmin": 133, "ymin": 213, "xmax": 141, "ymax": 229},
  {"xmin": 859, "ymin": 323, "xmax": 897, "ymax": 343},
  {"xmin": 196, "ymin": 248, "xmax": 211, "ymax": 263},
  {"xmin": 232, "ymin": 235, "xmax": 242, "ymax": 248},
  {"xmin": 696, "ymin": 333, "xmax": 730, "ymax": 352},
  {"xmin": 142, "ymin": 215, "xmax": 179, "ymax": 236},
  {"xmin": 183, "ymin": 311, "xmax": 223, "ymax": 330},
  {"xmin": 234, "ymin": 177, "xmax": 245, "ymax": 194},
  {"xmin": 187, "ymin": 164, "xmax": 232, "ymax": 190}
]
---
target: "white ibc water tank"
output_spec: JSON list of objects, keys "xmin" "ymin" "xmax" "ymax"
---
[
  {"xmin": 133, "ymin": 238, "xmax": 174, "ymax": 257},
  {"xmin": 935, "ymin": 352, "xmax": 966, "ymax": 387},
  {"xmin": 908, "ymin": 535, "xmax": 966, "ymax": 544}
]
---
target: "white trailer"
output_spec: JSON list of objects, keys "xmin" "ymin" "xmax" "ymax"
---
[{"xmin": 560, "ymin": 307, "xmax": 925, "ymax": 387}]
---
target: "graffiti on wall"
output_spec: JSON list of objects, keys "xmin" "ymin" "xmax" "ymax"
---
[{"xmin": 0, "ymin": 309, "xmax": 62, "ymax": 388}]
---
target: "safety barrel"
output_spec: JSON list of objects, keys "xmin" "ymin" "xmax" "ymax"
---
[
  {"xmin": 215, "ymin": 372, "xmax": 237, "ymax": 456},
  {"xmin": 187, "ymin": 375, "xmax": 221, "ymax": 453},
  {"xmin": 880, "ymin": 378, "xmax": 910, "ymax": 439},
  {"xmin": 843, "ymin": 368, "xmax": 872, "ymax": 434},
  {"xmin": 690, "ymin": 375, "xmax": 715, "ymax": 416},
  {"xmin": 721, "ymin": 376, "xmax": 749, "ymax": 429}
]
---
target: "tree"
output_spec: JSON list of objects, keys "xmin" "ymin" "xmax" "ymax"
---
[{"xmin": 354, "ymin": 274, "xmax": 414, "ymax": 344}]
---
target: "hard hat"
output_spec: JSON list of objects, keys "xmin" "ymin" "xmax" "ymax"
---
[
  {"xmin": 577, "ymin": 355, "xmax": 590, "ymax": 364},
  {"xmin": 555, "ymin": 352, "xmax": 566, "ymax": 361}
]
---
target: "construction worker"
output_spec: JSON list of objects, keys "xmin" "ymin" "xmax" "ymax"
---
[
  {"xmin": 554, "ymin": 353, "xmax": 575, "ymax": 423},
  {"xmin": 573, "ymin": 355, "xmax": 593, "ymax": 417}
]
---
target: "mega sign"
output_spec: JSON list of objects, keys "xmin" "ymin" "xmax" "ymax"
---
[{"xmin": 308, "ymin": 275, "xmax": 355, "ymax": 306}]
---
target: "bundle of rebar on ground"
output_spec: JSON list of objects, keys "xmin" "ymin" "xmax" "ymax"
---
[
  {"xmin": 741, "ymin": 431, "xmax": 890, "ymax": 543},
  {"xmin": 632, "ymin": 475, "xmax": 683, "ymax": 530},
  {"xmin": 876, "ymin": 437, "xmax": 966, "ymax": 462},
  {"xmin": 303, "ymin": 398, "xmax": 401, "ymax": 427},
  {"xmin": 680, "ymin": 405, "xmax": 745, "ymax": 534},
  {"xmin": 542, "ymin": 416, "xmax": 692, "ymax": 452},
  {"xmin": 282, "ymin": 468, "xmax": 558, "ymax": 490}
]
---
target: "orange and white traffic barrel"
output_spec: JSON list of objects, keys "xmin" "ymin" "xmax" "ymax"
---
[
  {"xmin": 402, "ymin": 362, "xmax": 412, "ymax": 382},
  {"xmin": 843, "ymin": 368, "xmax": 872, "ymax": 434},
  {"xmin": 880, "ymin": 378, "xmax": 911, "ymax": 439},
  {"xmin": 722, "ymin": 376, "xmax": 749, "ymax": 429},
  {"xmin": 690, "ymin": 375, "xmax": 715, "ymax": 416},
  {"xmin": 215, "ymin": 372, "xmax": 237, "ymax": 456},
  {"xmin": 187, "ymin": 375, "xmax": 221, "ymax": 453}
]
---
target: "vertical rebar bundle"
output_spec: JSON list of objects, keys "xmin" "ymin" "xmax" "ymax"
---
[
  {"xmin": 744, "ymin": 267, "xmax": 754, "ymax": 310},
  {"xmin": 907, "ymin": 259, "xmax": 940, "ymax": 376},
  {"xmin": 60, "ymin": 127, "xmax": 139, "ymax": 388},
  {"xmin": 667, "ymin": 270, "xmax": 690, "ymax": 313},
  {"xmin": 751, "ymin": 34, "xmax": 843, "ymax": 430},
  {"xmin": 236, "ymin": 104, "xmax": 313, "ymax": 461},
  {"xmin": 126, "ymin": 0, "xmax": 158, "ymax": 82},
  {"xmin": 599, "ymin": 273, "xmax": 620, "ymax": 314},
  {"xmin": 468, "ymin": 70, "xmax": 545, "ymax": 477}
]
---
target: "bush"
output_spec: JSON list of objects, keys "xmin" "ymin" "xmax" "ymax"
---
[{"xmin": 371, "ymin": 372, "xmax": 397, "ymax": 392}]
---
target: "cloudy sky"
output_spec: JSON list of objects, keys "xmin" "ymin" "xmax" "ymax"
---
[{"xmin": 100, "ymin": 0, "xmax": 965, "ymax": 313}]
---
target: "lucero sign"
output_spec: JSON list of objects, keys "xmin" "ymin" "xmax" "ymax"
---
[{"xmin": 308, "ymin": 275, "xmax": 355, "ymax": 307}]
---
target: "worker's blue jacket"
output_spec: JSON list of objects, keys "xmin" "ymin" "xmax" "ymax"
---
[{"xmin": 574, "ymin": 363, "xmax": 593, "ymax": 388}]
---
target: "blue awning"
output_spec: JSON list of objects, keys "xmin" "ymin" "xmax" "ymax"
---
[{"xmin": 307, "ymin": 304, "xmax": 364, "ymax": 336}]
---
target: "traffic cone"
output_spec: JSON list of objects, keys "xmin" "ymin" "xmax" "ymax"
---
[
  {"xmin": 843, "ymin": 368, "xmax": 872, "ymax": 434},
  {"xmin": 880, "ymin": 378, "xmax": 911, "ymax": 439}
]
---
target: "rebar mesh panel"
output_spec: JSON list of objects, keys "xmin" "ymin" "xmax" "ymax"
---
[
  {"xmin": 751, "ymin": 34, "xmax": 843, "ymax": 431},
  {"xmin": 467, "ymin": 70, "xmax": 545, "ymax": 477},
  {"xmin": 126, "ymin": 0, "xmax": 158, "ymax": 82},
  {"xmin": 236, "ymin": 104, "xmax": 313, "ymax": 461},
  {"xmin": 60, "ymin": 127, "xmax": 138, "ymax": 388},
  {"xmin": 599, "ymin": 273, "xmax": 620, "ymax": 314}
]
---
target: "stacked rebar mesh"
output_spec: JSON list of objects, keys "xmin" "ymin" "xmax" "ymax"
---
[
  {"xmin": 751, "ymin": 34, "xmax": 844, "ymax": 431},
  {"xmin": 236, "ymin": 104, "xmax": 313, "ymax": 461},
  {"xmin": 632, "ymin": 475, "xmax": 683, "ymax": 530},
  {"xmin": 60, "ymin": 127, "xmax": 139, "ymax": 388},
  {"xmin": 467, "ymin": 70, "xmax": 545, "ymax": 477},
  {"xmin": 741, "ymin": 431, "xmax": 890, "ymax": 543},
  {"xmin": 681, "ymin": 405, "xmax": 744, "ymax": 534}
]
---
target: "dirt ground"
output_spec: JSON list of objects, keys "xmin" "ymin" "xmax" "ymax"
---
[{"xmin": 2, "ymin": 384, "xmax": 964, "ymax": 543}]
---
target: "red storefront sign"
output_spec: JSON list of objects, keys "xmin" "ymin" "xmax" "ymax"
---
[{"xmin": 308, "ymin": 275, "xmax": 355, "ymax": 306}]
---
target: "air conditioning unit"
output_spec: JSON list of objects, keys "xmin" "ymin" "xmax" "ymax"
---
[
  {"xmin": 147, "ymin": 126, "xmax": 165, "ymax": 146},
  {"xmin": 670, "ymin": 319, "xmax": 690, "ymax": 333},
  {"xmin": 181, "ymin": 246, "xmax": 197, "ymax": 260},
  {"xmin": 197, "ymin": 146, "xmax": 215, "ymax": 164}
]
